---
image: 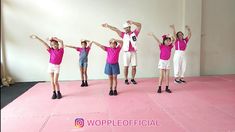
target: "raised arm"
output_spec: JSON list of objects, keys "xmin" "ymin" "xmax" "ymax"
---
[
  {"xmin": 127, "ymin": 20, "xmax": 142, "ymax": 32},
  {"xmin": 171, "ymin": 36, "xmax": 176, "ymax": 44},
  {"xmin": 185, "ymin": 25, "xmax": 192, "ymax": 39},
  {"xmin": 65, "ymin": 45, "xmax": 77, "ymax": 49},
  {"xmin": 169, "ymin": 24, "xmax": 177, "ymax": 38},
  {"xmin": 52, "ymin": 37, "xmax": 64, "ymax": 48},
  {"xmin": 30, "ymin": 34, "xmax": 50, "ymax": 50},
  {"xmin": 92, "ymin": 41, "xmax": 106, "ymax": 51},
  {"xmin": 102, "ymin": 23, "xmax": 122, "ymax": 38},
  {"xmin": 147, "ymin": 33, "xmax": 161, "ymax": 45}
]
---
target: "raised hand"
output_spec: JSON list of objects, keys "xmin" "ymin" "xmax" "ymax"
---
[
  {"xmin": 102, "ymin": 23, "xmax": 108, "ymax": 28},
  {"xmin": 127, "ymin": 20, "xmax": 133, "ymax": 25},
  {"xmin": 185, "ymin": 25, "xmax": 190, "ymax": 30},
  {"xmin": 30, "ymin": 34, "xmax": 37, "ymax": 39},
  {"xmin": 170, "ymin": 24, "xmax": 175, "ymax": 29}
]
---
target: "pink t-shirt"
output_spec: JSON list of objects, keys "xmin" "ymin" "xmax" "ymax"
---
[
  {"xmin": 121, "ymin": 29, "xmax": 140, "ymax": 52},
  {"xmin": 174, "ymin": 37, "xmax": 189, "ymax": 51},
  {"xmin": 159, "ymin": 44, "xmax": 173, "ymax": 60},
  {"xmin": 104, "ymin": 45, "xmax": 121, "ymax": 64},
  {"xmin": 76, "ymin": 47, "xmax": 90, "ymax": 55},
  {"xmin": 47, "ymin": 48, "xmax": 64, "ymax": 65}
]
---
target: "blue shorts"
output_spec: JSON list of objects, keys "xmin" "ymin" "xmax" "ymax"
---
[
  {"xmin": 104, "ymin": 63, "xmax": 120, "ymax": 75},
  {"xmin": 79, "ymin": 61, "xmax": 88, "ymax": 68}
]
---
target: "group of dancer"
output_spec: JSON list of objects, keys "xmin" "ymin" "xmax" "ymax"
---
[{"xmin": 30, "ymin": 20, "xmax": 191, "ymax": 99}]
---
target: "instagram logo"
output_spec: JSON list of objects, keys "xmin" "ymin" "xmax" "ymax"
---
[{"xmin": 75, "ymin": 118, "xmax": 84, "ymax": 128}]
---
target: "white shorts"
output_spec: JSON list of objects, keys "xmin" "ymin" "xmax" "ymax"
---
[
  {"xmin": 123, "ymin": 51, "xmax": 137, "ymax": 67},
  {"xmin": 158, "ymin": 59, "xmax": 170, "ymax": 69},
  {"xmin": 48, "ymin": 63, "xmax": 60, "ymax": 74}
]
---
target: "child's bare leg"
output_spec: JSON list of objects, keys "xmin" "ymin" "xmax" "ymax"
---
[
  {"xmin": 109, "ymin": 75, "xmax": 113, "ymax": 90},
  {"xmin": 84, "ymin": 67, "xmax": 88, "ymax": 81},
  {"xmin": 80, "ymin": 67, "xmax": 84, "ymax": 81},
  {"xmin": 54, "ymin": 73, "xmax": 62, "ymax": 98},
  {"xmin": 113, "ymin": 75, "xmax": 118, "ymax": 95},
  {"xmin": 84, "ymin": 67, "xmax": 88, "ymax": 86},
  {"xmin": 113, "ymin": 75, "xmax": 117, "ymax": 90},
  {"xmin": 165, "ymin": 69, "xmax": 172, "ymax": 93},
  {"xmin": 157, "ymin": 69, "xmax": 164, "ymax": 93},
  {"xmin": 50, "ymin": 73, "xmax": 56, "ymax": 91},
  {"xmin": 166, "ymin": 69, "xmax": 170, "ymax": 86},
  {"xmin": 158, "ymin": 69, "xmax": 164, "ymax": 86},
  {"xmin": 54, "ymin": 73, "xmax": 60, "ymax": 91}
]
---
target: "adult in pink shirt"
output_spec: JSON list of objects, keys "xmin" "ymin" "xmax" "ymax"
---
[
  {"xmin": 101, "ymin": 20, "xmax": 142, "ymax": 85},
  {"xmin": 170, "ymin": 25, "xmax": 192, "ymax": 84},
  {"xmin": 148, "ymin": 33, "xmax": 174, "ymax": 93},
  {"xmin": 93, "ymin": 39, "xmax": 123, "ymax": 96},
  {"xmin": 30, "ymin": 35, "xmax": 64, "ymax": 99}
]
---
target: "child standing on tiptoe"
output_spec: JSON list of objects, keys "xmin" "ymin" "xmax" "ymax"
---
[
  {"xmin": 148, "ymin": 33, "xmax": 175, "ymax": 93},
  {"xmin": 65, "ymin": 40, "xmax": 92, "ymax": 87},
  {"xmin": 30, "ymin": 35, "xmax": 64, "ymax": 99},
  {"xmin": 93, "ymin": 39, "xmax": 123, "ymax": 96}
]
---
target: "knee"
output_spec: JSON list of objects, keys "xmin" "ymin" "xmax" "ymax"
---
[
  {"xmin": 51, "ymin": 81, "xmax": 55, "ymax": 85},
  {"xmin": 124, "ymin": 66, "xmax": 129, "ymax": 70},
  {"xmin": 54, "ymin": 80, "xmax": 59, "ymax": 85},
  {"xmin": 132, "ymin": 66, "xmax": 136, "ymax": 70}
]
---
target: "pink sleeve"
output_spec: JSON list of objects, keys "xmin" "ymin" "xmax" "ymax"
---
[
  {"xmin": 47, "ymin": 48, "xmax": 52, "ymax": 53},
  {"xmin": 159, "ymin": 44, "xmax": 163, "ymax": 49},
  {"xmin": 76, "ymin": 47, "xmax": 81, "ymax": 52},
  {"xmin": 60, "ymin": 48, "xmax": 64, "ymax": 53},
  {"xmin": 117, "ymin": 45, "xmax": 122, "ymax": 51},
  {"xmin": 134, "ymin": 29, "xmax": 140, "ymax": 37},
  {"xmin": 120, "ymin": 32, "xmax": 125, "ymax": 38},
  {"xmin": 170, "ymin": 44, "xmax": 174, "ymax": 49},
  {"xmin": 104, "ymin": 46, "xmax": 108, "ymax": 51},
  {"xmin": 185, "ymin": 37, "xmax": 189, "ymax": 44},
  {"xmin": 86, "ymin": 47, "xmax": 91, "ymax": 53}
]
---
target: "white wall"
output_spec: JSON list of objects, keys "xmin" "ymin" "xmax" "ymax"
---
[
  {"xmin": 201, "ymin": 0, "xmax": 235, "ymax": 75},
  {"xmin": 2, "ymin": 0, "xmax": 202, "ymax": 82}
]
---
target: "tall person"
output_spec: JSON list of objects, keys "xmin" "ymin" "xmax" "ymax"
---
[{"xmin": 102, "ymin": 20, "xmax": 142, "ymax": 85}]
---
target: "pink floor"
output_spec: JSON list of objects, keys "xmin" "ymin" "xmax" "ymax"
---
[{"xmin": 1, "ymin": 75, "xmax": 235, "ymax": 132}]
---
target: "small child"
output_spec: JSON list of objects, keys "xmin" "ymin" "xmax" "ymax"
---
[
  {"xmin": 92, "ymin": 39, "xmax": 123, "ymax": 96},
  {"xmin": 65, "ymin": 40, "xmax": 92, "ymax": 87},
  {"xmin": 148, "ymin": 33, "xmax": 175, "ymax": 93},
  {"xmin": 30, "ymin": 35, "xmax": 64, "ymax": 99}
]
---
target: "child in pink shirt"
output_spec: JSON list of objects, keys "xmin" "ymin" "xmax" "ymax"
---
[
  {"xmin": 170, "ymin": 25, "xmax": 192, "ymax": 84},
  {"xmin": 30, "ymin": 35, "xmax": 64, "ymax": 99},
  {"xmin": 93, "ymin": 39, "xmax": 123, "ymax": 96},
  {"xmin": 148, "ymin": 33, "xmax": 175, "ymax": 93}
]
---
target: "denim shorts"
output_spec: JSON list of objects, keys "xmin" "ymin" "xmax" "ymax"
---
[{"xmin": 104, "ymin": 63, "xmax": 120, "ymax": 75}]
